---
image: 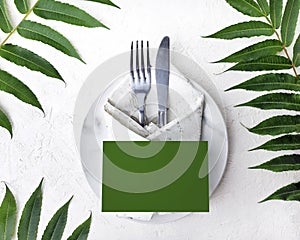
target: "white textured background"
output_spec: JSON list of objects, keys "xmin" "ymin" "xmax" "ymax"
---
[{"xmin": 0, "ymin": 0, "xmax": 299, "ymax": 239}]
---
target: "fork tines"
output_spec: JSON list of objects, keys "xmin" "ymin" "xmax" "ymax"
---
[{"xmin": 130, "ymin": 40, "xmax": 151, "ymax": 83}]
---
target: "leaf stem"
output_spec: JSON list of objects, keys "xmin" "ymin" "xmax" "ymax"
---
[
  {"xmin": 0, "ymin": 0, "xmax": 41, "ymax": 48},
  {"xmin": 265, "ymin": 16, "xmax": 298, "ymax": 78}
]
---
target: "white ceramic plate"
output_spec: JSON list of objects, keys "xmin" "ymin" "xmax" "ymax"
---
[{"xmin": 73, "ymin": 49, "xmax": 228, "ymax": 224}]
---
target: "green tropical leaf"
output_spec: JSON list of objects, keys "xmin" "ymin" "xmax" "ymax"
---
[
  {"xmin": 237, "ymin": 93, "xmax": 300, "ymax": 111},
  {"xmin": 0, "ymin": 109, "xmax": 12, "ymax": 137},
  {"xmin": 41, "ymin": 197, "xmax": 73, "ymax": 240},
  {"xmin": 14, "ymin": 0, "xmax": 29, "ymax": 14},
  {"xmin": 250, "ymin": 134, "xmax": 300, "ymax": 151},
  {"xmin": 257, "ymin": 0, "xmax": 270, "ymax": 15},
  {"xmin": 34, "ymin": 0, "xmax": 108, "ymax": 29},
  {"xmin": 250, "ymin": 154, "xmax": 300, "ymax": 172},
  {"xmin": 18, "ymin": 179, "xmax": 43, "ymax": 240},
  {"xmin": 260, "ymin": 182, "xmax": 300, "ymax": 202},
  {"xmin": 247, "ymin": 115, "xmax": 300, "ymax": 136},
  {"xmin": 0, "ymin": 44, "xmax": 63, "ymax": 80},
  {"xmin": 0, "ymin": 69, "xmax": 43, "ymax": 112},
  {"xmin": 204, "ymin": 21, "xmax": 274, "ymax": 39},
  {"xmin": 216, "ymin": 39, "xmax": 282, "ymax": 63},
  {"xmin": 67, "ymin": 214, "xmax": 92, "ymax": 240},
  {"xmin": 0, "ymin": 184, "xmax": 17, "ymax": 240},
  {"xmin": 281, "ymin": 0, "xmax": 300, "ymax": 47},
  {"xmin": 84, "ymin": 0, "xmax": 120, "ymax": 8},
  {"xmin": 225, "ymin": 0, "xmax": 264, "ymax": 17},
  {"xmin": 17, "ymin": 20, "xmax": 84, "ymax": 63},
  {"xmin": 270, "ymin": 0, "xmax": 283, "ymax": 29},
  {"xmin": 293, "ymin": 34, "xmax": 300, "ymax": 67},
  {"xmin": 0, "ymin": 0, "xmax": 13, "ymax": 33},
  {"xmin": 226, "ymin": 73, "xmax": 300, "ymax": 92},
  {"xmin": 227, "ymin": 55, "xmax": 292, "ymax": 71}
]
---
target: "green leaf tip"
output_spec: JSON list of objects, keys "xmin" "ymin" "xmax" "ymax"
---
[{"xmin": 67, "ymin": 212, "xmax": 92, "ymax": 240}]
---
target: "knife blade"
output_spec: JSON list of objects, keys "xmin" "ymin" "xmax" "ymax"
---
[{"xmin": 155, "ymin": 36, "xmax": 170, "ymax": 127}]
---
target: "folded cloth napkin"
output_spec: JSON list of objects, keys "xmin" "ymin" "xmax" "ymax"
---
[{"xmin": 103, "ymin": 68, "xmax": 204, "ymax": 221}]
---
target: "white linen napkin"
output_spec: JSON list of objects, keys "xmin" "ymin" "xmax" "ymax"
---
[{"xmin": 103, "ymin": 67, "xmax": 204, "ymax": 221}]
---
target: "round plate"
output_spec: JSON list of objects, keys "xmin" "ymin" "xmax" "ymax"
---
[{"xmin": 73, "ymin": 49, "xmax": 228, "ymax": 224}]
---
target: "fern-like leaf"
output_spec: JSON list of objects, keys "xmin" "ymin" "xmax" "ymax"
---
[
  {"xmin": 250, "ymin": 154, "xmax": 300, "ymax": 172},
  {"xmin": 41, "ymin": 197, "xmax": 72, "ymax": 240},
  {"xmin": 226, "ymin": 55, "xmax": 292, "ymax": 71},
  {"xmin": 225, "ymin": 0, "xmax": 264, "ymax": 17},
  {"xmin": 18, "ymin": 179, "xmax": 43, "ymax": 240},
  {"xmin": 247, "ymin": 115, "xmax": 300, "ymax": 136},
  {"xmin": 237, "ymin": 93, "xmax": 300, "ymax": 111},
  {"xmin": 14, "ymin": 0, "xmax": 29, "ymax": 14},
  {"xmin": 216, "ymin": 39, "xmax": 282, "ymax": 63},
  {"xmin": 0, "ymin": 184, "xmax": 17, "ymax": 240},
  {"xmin": 250, "ymin": 134, "xmax": 300, "ymax": 151},
  {"xmin": 17, "ymin": 20, "xmax": 84, "ymax": 63},
  {"xmin": 0, "ymin": 109, "xmax": 12, "ymax": 137},
  {"xmin": 67, "ymin": 213, "xmax": 92, "ymax": 240},
  {"xmin": 204, "ymin": 21, "xmax": 274, "ymax": 39},
  {"xmin": 0, "ymin": 69, "xmax": 43, "ymax": 113},
  {"xmin": 0, "ymin": 0, "xmax": 13, "ymax": 33},
  {"xmin": 226, "ymin": 73, "xmax": 300, "ymax": 92},
  {"xmin": 260, "ymin": 182, "xmax": 300, "ymax": 202},
  {"xmin": 34, "ymin": 0, "xmax": 108, "ymax": 29},
  {"xmin": 0, "ymin": 44, "xmax": 63, "ymax": 80},
  {"xmin": 270, "ymin": 0, "xmax": 283, "ymax": 29},
  {"xmin": 293, "ymin": 34, "xmax": 300, "ymax": 67},
  {"xmin": 281, "ymin": 0, "xmax": 300, "ymax": 47}
]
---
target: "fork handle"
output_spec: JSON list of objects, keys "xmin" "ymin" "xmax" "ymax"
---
[{"xmin": 138, "ymin": 109, "xmax": 145, "ymax": 127}]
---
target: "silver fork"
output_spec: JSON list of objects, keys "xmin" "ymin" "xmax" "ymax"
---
[{"xmin": 130, "ymin": 40, "xmax": 151, "ymax": 126}]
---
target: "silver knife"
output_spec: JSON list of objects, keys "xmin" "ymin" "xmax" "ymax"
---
[{"xmin": 156, "ymin": 36, "xmax": 170, "ymax": 127}]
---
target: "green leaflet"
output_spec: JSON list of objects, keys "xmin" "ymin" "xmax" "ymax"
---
[
  {"xmin": 0, "ymin": 0, "xmax": 13, "ymax": 33},
  {"xmin": 0, "ymin": 185, "xmax": 17, "ymax": 240},
  {"xmin": 227, "ymin": 55, "xmax": 292, "ymax": 71},
  {"xmin": 294, "ymin": 34, "xmax": 300, "ymax": 67},
  {"xmin": 0, "ymin": 44, "xmax": 63, "ymax": 80},
  {"xmin": 225, "ymin": 0, "xmax": 264, "ymax": 17},
  {"xmin": 34, "ymin": 0, "xmax": 108, "ymax": 29},
  {"xmin": 281, "ymin": 0, "xmax": 300, "ymax": 47},
  {"xmin": 17, "ymin": 20, "xmax": 84, "ymax": 63},
  {"xmin": 250, "ymin": 154, "xmax": 300, "ymax": 172},
  {"xmin": 41, "ymin": 197, "xmax": 72, "ymax": 240},
  {"xmin": 256, "ymin": 0, "xmax": 270, "ymax": 15},
  {"xmin": 270, "ymin": 0, "xmax": 283, "ymax": 29},
  {"xmin": 0, "ymin": 69, "xmax": 43, "ymax": 112},
  {"xmin": 216, "ymin": 39, "xmax": 282, "ymax": 63},
  {"xmin": 18, "ymin": 179, "xmax": 43, "ymax": 240},
  {"xmin": 84, "ymin": 0, "xmax": 120, "ymax": 8},
  {"xmin": 247, "ymin": 115, "xmax": 300, "ymax": 136},
  {"xmin": 204, "ymin": 21, "xmax": 274, "ymax": 39},
  {"xmin": 67, "ymin": 214, "xmax": 92, "ymax": 240},
  {"xmin": 0, "ymin": 109, "xmax": 12, "ymax": 137},
  {"xmin": 260, "ymin": 182, "xmax": 300, "ymax": 202},
  {"xmin": 14, "ymin": 0, "xmax": 29, "ymax": 14},
  {"xmin": 237, "ymin": 93, "xmax": 300, "ymax": 111},
  {"xmin": 226, "ymin": 73, "xmax": 300, "ymax": 92},
  {"xmin": 250, "ymin": 134, "xmax": 300, "ymax": 151}
]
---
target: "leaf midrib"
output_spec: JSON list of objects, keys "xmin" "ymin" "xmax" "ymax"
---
[
  {"xmin": 282, "ymin": 0, "xmax": 295, "ymax": 44},
  {"xmin": 239, "ymin": 82, "xmax": 300, "ymax": 88},
  {"xmin": 253, "ymin": 123, "xmax": 300, "ymax": 131},
  {"xmin": 249, "ymin": 101, "xmax": 300, "ymax": 106},
  {"xmin": 240, "ymin": 0, "xmax": 264, "ymax": 15},
  {"xmin": 0, "ymin": 76, "xmax": 32, "ymax": 102},
  {"xmin": 18, "ymin": 26, "xmax": 69, "ymax": 53},
  {"xmin": 25, "ymin": 196, "xmax": 39, "ymax": 240},
  {"xmin": 218, "ymin": 26, "xmax": 273, "ymax": 36},
  {"xmin": 0, "ymin": 48, "xmax": 54, "ymax": 76}
]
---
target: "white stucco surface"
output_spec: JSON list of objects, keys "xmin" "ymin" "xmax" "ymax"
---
[{"xmin": 0, "ymin": 0, "xmax": 299, "ymax": 239}]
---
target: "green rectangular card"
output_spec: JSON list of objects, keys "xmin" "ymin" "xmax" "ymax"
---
[{"xmin": 102, "ymin": 141, "xmax": 209, "ymax": 212}]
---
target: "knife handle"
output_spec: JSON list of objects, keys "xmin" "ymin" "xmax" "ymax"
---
[{"xmin": 158, "ymin": 110, "xmax": 167, "ymax": 127}]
